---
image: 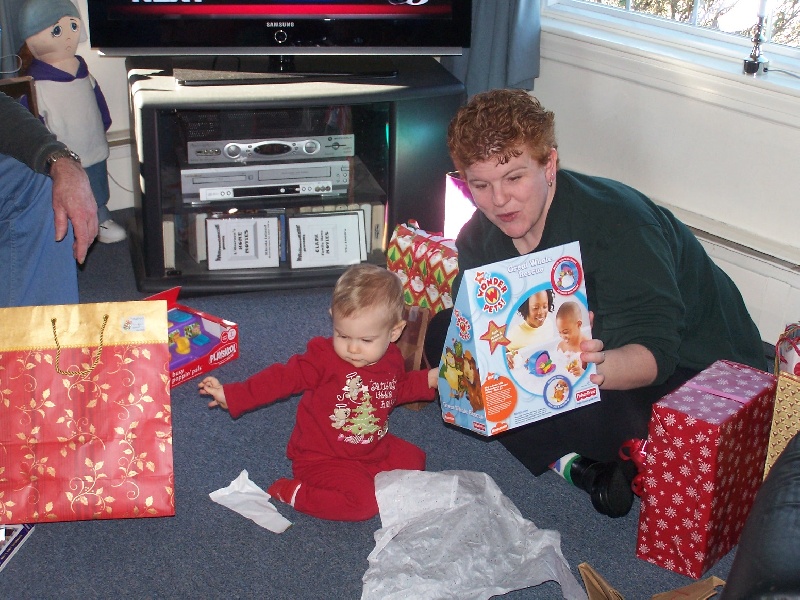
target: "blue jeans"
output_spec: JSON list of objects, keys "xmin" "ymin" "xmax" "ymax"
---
[
  {"xmin": 85, "ymin": 160, "xmax": 111, "ymax": 223},
  {"xmin": 0, "ymin": 154, "xmax": 79, "ymax": 307}
]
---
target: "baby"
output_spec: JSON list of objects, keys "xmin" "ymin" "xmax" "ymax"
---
[
  {"xmin": 199, "ymin": 264, "xmax": 438, "ymax": 522},
  {"xmin": 555, "ymin": 301, "xmax": 589, "ymax": 377}
]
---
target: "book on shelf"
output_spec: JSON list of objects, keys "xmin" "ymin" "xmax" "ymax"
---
[
  {"xmin": 163, "ymin": 216, "xmax": 176, "ymax": 270},
  {"xmin": 166, "ymin": 202, "xmax": 383, "ymax": 271},
  {"xmin": 206, "ymin": 213, "xmax": 283, "ymax": 270},
  {"xmin": 371, "ymin": 203, "xmax": 386, "ymax": 253},
  {"xmin": 187, "ymin": 213, "xmax": 208, "ymax": 262},
  {"xmin": 288, "ymin": 210, "xmax": 367, "ymax": 269}
]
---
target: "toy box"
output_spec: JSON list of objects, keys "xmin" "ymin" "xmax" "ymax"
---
[
  {"xmin": 438, "ymin": 241, "xmax": 601, "ymax": 436},
  {"xmin": 636, "ymin": 360, "xmax": 776, "ymax": 578},
  {"xmin": 148, "ymin": 288, "xmax": 239, "ymax": 387}
]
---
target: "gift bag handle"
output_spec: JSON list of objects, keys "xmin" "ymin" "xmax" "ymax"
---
[
  {"xmin": 776, "ymin": 324, "xmax": 800, "ymax": 374},
  {"xmin": 51, "ymin": 314, "xmax": 109, "ymax": 377}
]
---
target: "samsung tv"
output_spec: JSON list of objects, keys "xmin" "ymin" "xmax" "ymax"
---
[{"xmin": 87, "ymin": 0, "xmax": 471, "ymax": 58}]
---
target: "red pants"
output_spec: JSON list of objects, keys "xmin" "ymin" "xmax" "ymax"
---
[{"xmin": 291, "ymin": 434, "xmax": 425, "ymax": 521}]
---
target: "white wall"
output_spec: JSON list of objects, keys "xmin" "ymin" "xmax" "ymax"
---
[{"xmin": 534, "ymin": 23, "xmax": 800, "ymax": 344}]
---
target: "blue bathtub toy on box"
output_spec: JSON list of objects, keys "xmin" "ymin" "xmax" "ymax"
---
[{"xmin": 438, "ymin": 241, "xmax": 601, "ymax": 436}]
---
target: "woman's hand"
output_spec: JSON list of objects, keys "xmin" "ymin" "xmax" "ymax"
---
[{"xmin": 580, "ymin": 337, "xmax": 607, "ymax": 387}]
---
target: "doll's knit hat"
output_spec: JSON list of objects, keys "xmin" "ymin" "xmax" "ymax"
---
[{"xmin": 17, "ymin": 0, "xmax": 82, "ymax": 41}]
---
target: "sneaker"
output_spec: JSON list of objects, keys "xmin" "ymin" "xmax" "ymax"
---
[{"xmin": 97, "ymin": 219, "xmax": 127, "ymax": 244}]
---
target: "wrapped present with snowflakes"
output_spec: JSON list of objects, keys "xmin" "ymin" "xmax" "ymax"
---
[
  {"xmin": 386, "ymin": 221, "xmax": 458, "ymax": 313},
  {"xmin": 636, "ymin": 360, "xmax": 776, "ymax": 578}
]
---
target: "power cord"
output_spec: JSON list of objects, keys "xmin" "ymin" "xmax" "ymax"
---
[
  {"xmin": 763, "ymin": 67, "xmax": 800, "ymax": 79},
  {"xmin": 108, "ymin": 170, "xmax": 133, "ymax": 194},
  {"xmin": 0, "ymin": 53, "xmax": 22, "ymax": 76}
]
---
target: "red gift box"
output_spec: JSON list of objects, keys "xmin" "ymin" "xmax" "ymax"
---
[
  {"xmin": 636, "ymin": 360, "xmax": 776, "ymax": 578},
  {"xmin": 386, "ymin": 221, "xmax": 458, "ymax": 314}
]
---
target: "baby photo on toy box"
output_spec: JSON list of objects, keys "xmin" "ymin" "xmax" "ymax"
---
[{"xmin": 439, "ymin": 241, "xmax": 601, "ymax": 436}]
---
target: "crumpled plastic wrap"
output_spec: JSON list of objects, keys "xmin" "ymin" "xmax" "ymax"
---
[{"xmin": 361, "ymin": 470, "xmax": 588, "ymax": 600}]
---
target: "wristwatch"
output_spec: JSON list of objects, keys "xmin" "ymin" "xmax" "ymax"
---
[{"xmin": 45, "ymin": 148, "xmax": 81, "ymax": 175}]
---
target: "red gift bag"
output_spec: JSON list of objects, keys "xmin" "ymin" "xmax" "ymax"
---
[{"xmin": 0, "ymin": 301, "xmax": 174, "ymax": 524}]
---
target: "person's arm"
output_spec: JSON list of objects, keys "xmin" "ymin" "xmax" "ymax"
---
[
  {"xmin": 394, "ymin": 364, "xmax": 438, "ymax": 406},
  {"xmin": 579, "ymin": 220, "xmax": 684, "ymax": 389},
  {"xmin": 581, "ymin": 338, "xmax": 658, "ymax": 390},
  {"xmin": 1, "ymin": 92, "xmax": 99, "ymax": 262},
  {"xmin": 49, "ymin": 155, "xmax": 99, "ymax": 263},
  {"xmin": 0, "ymin": 91, "xmax": 62, "ymax": 171},
  {"xmin": 222, "ymin": 338, "xmax": 327, "ymax": 418}
]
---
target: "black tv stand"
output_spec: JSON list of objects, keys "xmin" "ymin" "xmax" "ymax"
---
[
  {"xmin": 125, "ymin": 55, "xmax": 465, "ymax": 294},
  {"xmin": 172, "ymin": 55, "xmax": 399, "ymax": 87}
]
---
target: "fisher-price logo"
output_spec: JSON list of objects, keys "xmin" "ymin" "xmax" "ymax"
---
[
  {"xmin": 576, "ymin": 388, "xmax": 599, "ymax": 402},
  {"xmin": 474, "ymin": 271, "xmax": 510, "ymax": 314}
]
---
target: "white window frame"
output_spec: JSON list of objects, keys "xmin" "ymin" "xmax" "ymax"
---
[{"xmin": 541, "ymin": 0, "xmax": 800, "ymax": 108}]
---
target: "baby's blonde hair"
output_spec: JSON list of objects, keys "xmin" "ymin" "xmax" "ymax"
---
[{"xmin": 331, "ymin": 264, "xmax": 405, "ymax": 327}]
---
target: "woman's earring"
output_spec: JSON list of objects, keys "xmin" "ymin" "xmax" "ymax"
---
[{"xmin": 548, "ymin": 179, "xmax": 553, "ymax": 187}]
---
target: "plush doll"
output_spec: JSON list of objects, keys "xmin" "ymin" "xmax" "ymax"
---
[{"xmin": 17, "ymin": 0, "xmax": 126, "ymax": 244}]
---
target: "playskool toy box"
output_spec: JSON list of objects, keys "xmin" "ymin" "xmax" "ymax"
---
[
  {"xmin": 147, "ymin": 288, "xmax": 239, "ymax": 387},
  {"xmin": 438, "ymin": 241, "xmax": 601, "ymax": 436}
]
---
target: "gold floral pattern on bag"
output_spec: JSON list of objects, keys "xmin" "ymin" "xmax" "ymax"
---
[
  {"xmin": 764, "ymin": 370, "xmax": 800, "ymax": 478},
  {"xmin": 1, "ymin": 332, "xmax": 173, "ymax": 524}
]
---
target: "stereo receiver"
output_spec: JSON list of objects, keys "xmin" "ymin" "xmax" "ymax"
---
[{"xmin": 187, "ymin": 134, "xmax": 354, "ymax": 164}]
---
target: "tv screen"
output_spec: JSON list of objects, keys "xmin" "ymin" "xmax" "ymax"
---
[{"xmin": 87, "ymin": 0, "xmax": 471, "ymax": 57}]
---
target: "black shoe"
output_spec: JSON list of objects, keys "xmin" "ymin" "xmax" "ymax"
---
[{"xmin": 571, "ymin": 458, "xmax": 634, "ymax": 518}]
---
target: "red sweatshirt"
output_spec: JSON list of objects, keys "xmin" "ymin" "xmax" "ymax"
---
[{"xmin": 223, "ymin": 337, "xmax": 435, "ymax": 464}]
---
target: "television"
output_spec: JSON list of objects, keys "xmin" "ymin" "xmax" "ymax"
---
[{"xmin": 86, "ymin": 0, "xmax": 471, "ymax": 58}]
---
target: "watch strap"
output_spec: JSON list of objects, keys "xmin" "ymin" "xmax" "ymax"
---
[{"xmin": 46, "ymin": 148, "xmax": 81, "ymax": 175}]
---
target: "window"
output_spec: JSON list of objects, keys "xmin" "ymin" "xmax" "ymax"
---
[{"xmin": 578, "ymin": 0, "xmax": 799, "ymax": 50}]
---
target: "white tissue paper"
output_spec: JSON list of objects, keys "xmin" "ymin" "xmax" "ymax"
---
[
  {"xmin": 361, "ymin": 470, "xmax": 588, "ymax": 600},
  {"xmin": 209, "ymin": 470, "xmax": 292, "ymax": 533}
]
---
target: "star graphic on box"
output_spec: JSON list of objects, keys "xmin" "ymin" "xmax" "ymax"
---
[{"xmin": 479, "ymin": 320, "xmax": 510, "ymax": 354}]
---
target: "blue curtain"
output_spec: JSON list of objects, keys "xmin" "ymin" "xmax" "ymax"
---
[
  {"xmin": 441, "ymin": 0, "xmax": 541, "ymax": 97},
  {"xmin": 1, "ymin": 0, "xmax": 27, "ymax": 76}
]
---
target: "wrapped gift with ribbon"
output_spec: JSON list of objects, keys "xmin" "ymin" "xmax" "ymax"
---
[
  {"xmin": 386, "ymin": 220, "xmax": 458, "ymax": 314},
  {"xmin": 635, "ymin": 360, "xmax": 776, "ymax": 579},
  {"xmin": 764, "ymin": 323, "xmax": 800, "ymax": 477},
  {"xmin": 0, "ymin": 301, "xmax": 174, "ymax": 524}
]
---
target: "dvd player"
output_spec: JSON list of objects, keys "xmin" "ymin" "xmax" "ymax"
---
[{"xmin": 181, "ymin": 160, "xmax": 350, "ymax": 202}]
